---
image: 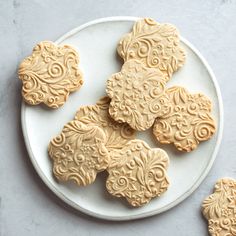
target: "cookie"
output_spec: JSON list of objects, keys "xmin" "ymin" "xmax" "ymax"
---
[
  {"xmin": 202, "ymin": 178, "xmax": 236, "ymax": 236},
  {"xmin": 75, "ymin": 96, "xmax": 136, "ymax": 150},
  {"xmin": 106, "ymin": 139, "xmax": 170, "ymax": 207},
  {"xmin": 117, "ymin": 18, "xmax": 185, "ymax": 82},
  {"xmin": 153, "ymin": 86, "xmax": 216, "ymax": 152},
  {"xmin": 48, "ymin": 120, "xmax": 109, "ymax": 186},
  {"xmin": 18, "ymin": 41, "xmax": 83, "ymax": 108},
  {"xmin": 106, "ymin": 60, "xmax": 168, "ymax": 131}
]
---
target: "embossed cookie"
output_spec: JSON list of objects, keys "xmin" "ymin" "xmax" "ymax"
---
[
  {"xmin": 117, "ymin": 18, "xmax": 185, "ymax": 81},
  {"xmin": 153, "ymin": 86, "xmax": 216, "ymax": 152},
  {"xmin": 75, "ymin": 96, "xmax": 136, "ymax": 150},
  {"xmin": 202, "ymin": 178, "xmax": 236, "ymax": 236},
  {"xmin": 48, "ymin": 120, "xmax": 109, "ymax": 186},
  {"xmin": 18, "ymin": 41, "xmax": 83, "ymax": 108},
  {"xmin": 106, "ymin": 60, "xmax": 168, "ymax": 131},
  {"xmin": 106, "ymin": 139, "xmax": 170, "ymax": 207}
]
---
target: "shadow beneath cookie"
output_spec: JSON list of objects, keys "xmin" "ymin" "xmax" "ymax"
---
[
  {"xmin": 199, "ymin": 209, "xmax": 209, "ymax": 236},
  {"xmin": 155, "ymin": 142, "xmax": 190, "ymax": 158},
  {"xmin": 137, "ymin": 127, "xmax": 189, "ymax": 158},
  {"xmin": 115, "ymin": 49, "xmax": 124, "ymax": 69}
]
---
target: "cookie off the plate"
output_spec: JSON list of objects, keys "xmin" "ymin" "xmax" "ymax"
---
[{"xmin": 18, "ymin": 41, "xmax": 83, "ymax": 108}]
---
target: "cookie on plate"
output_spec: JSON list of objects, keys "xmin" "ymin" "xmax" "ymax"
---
[
  {"xmin": 48, "ymin": 120, "xmax": 110, "ymax": 186},
  {"xmin": 106, "ymin": 139, "xmax": 170, "ymax": 207},
  {"xmin": 75, "ymin": 96, "xmax": 136, "ymax": 150},
  {"xmin": 153, "ymin": 86, "xmax": 216, "ymax": 152},
  {"xmin": 202, "ymin": 178, "xmax": 236, "ymax": 236},
  {"xmin": 117, "ymin": 18, "xmax": 185, "ymax": 82},
  {"xmin": 18, "ymin": 41, "xmax": 83, "ymax": 108},
  {"xmin": 106, "ymin": 60, "xmax": 168, "ymax": 131}
]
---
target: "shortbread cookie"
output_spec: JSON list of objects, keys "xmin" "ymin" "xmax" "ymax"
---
[
  {"xmin": 48, "ymin": 120, "xmax": 109, "ymax": 186},
  {"xmin": 75, "ymin": 96, "xmax": 136, "ymax": 150},
  {"xmin": 202, "ymin": 178, "xmax": 236, "ymax": 236},
  {"xmin": 106, "ymin": 140, "xmax": 169, "ymax": 207},
  {"xmin": 117, "ymin": 18, "xmax": 185, "ymax": 82},
  {"xmin": 106, "ymin": 60, "xmax": 168, "ymax": 131},
  {"xmin": 153, "ymin": 86, "xmax": 216, "ymax": 152},
  {"xmin": 18, "ymin": 41, "xmax": 83, "ymax": 108}
]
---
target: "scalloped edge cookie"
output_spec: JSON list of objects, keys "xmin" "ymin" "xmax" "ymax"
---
[
  {"xmin": 153, "ymin": 86, "xmax": 216, "ymax": 152},
  {"xmin": 202, "ymin": 178, "xmax": 236, "ymax": 236},
  {"xmin": 18, "ymin": 41, "xmax": 83, "ymax": 108},
  {"xmin": 106, "ymin": 60, "xmax": 167, "ymax": 131},
  {"xmin": 48, "ymin": 120, "xmax": 110, "ymax": 186},
  {"xmin": 117, "ymin": 18, "xmax": 185, "ymax": 82},
  {"xmin": 106, "ymin": 139, "xmax": 170, "ymax": 207}
]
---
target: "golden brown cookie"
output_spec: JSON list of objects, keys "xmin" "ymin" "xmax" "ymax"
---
[
  {"xmin": 75, "ymin": 96, "xmax": 136, "ymax": 150},
  {"xmin": 117, "ymin": 18, "xmax": 185, "ymax": 82},
  {"xmin": 18, "ymin": 41, "xmax": 83, "ymax": 108},
  {"xmin": 106, "ymin": 139, "xmax": 170, "ymax": 207},
  {"xmin": 202, "ymin": 178, "xmax": 236, "ymax": 236},
  {"xmin": 106, "ymin": 60, "xmax": 168, "ymax": 131},
  {"xmin": 48, "ymin": 120, "xmax": 109, "ymax": 186},
  {"xmin": 153, "ymin": 86, "xmax": 216, "ymax": 152}
]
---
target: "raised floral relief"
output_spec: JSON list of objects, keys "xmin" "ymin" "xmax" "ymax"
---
[
  {"xmin": 106, "ymin": 140, "xmax": 169, "ymax": 207},
  {"xmin": 48, "ymin": 120, "xmax": 110, "ymax": 186},
  {"xmin": 18, "ymin": 41, "xmax": 83, "ymax": 108},
  {"xmin": 75, "ymin": 96, "xmax": 136, "ymax": 150},
  {"xmin": 202, "ymin": 178, "xmax": 236, "ymax": 236},
  {"xmin": 106, "ymin": 60, "xmax": 168, "ymax": 131},
  {"xmin": 43, "ymin": 17, "xmax": 217, "ymax": 211},
  {"xmin": 153, "ymin": 86, "xmax": 216, "ymax": 152},
  {"xmin": 117, "ymin": 18, "xmax": 185, "ymax": 82}
]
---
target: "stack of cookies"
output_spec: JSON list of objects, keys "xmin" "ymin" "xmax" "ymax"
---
[
  {"xmin": 48, "ymin": 97, "xmax": 170, "ymax": 207},
  {"xmin": 107, "ymin": 18, "xmax": 216, "ymax": 152},
  {"xmin": 19, "ymin": 18, "xmax": 216, "ymax": 207}
]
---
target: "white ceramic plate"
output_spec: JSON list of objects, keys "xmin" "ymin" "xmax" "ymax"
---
[{"xmin": 21, "ymin": 17, "xmax": 223, "ymax": 221}]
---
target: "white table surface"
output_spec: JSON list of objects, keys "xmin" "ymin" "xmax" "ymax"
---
[{"xmin": 0, "ymin": 0, "xmax": 235, "ymax": 235}]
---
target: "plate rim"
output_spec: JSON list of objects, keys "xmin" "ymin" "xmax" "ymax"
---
[{"xmin": 21, "ymin": 16, "xmax": 224, "ymax": 221}]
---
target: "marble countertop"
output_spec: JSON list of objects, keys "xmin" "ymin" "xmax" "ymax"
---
[{"xmin": 1, "ymin": 0, "xmax": 235, "ymax": 235}]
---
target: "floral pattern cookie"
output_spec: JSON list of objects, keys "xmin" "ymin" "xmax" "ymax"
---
[
  {"xmin": 117, "ymin": 18, "xmax": 185, "ymax": 82},
  {"xmin": 48, "ymin": 120, "xmax": 110, "ymax": 186},
  {"xmin": 106, "ymin": 139, "xmax": 170, "ymax": 207},
  {"xmin": 18, "ymin": 41, "xmax": 83, "ymax": 108},
  {"xmin": 202, "ymin": 178, "xmax": 236, "ymax": 236},
  {"xmin": 75, "ymin": 96, "xmax": 136, "ymax": 150},
  {"xmin": 106, "ymin": 60, "xmax": 168, "ymax": 131},
  {"xmin": 153, "ymin": 86, "xmax": 216, "ymax": 152}
]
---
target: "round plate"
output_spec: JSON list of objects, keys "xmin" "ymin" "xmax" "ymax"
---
[{"xmin": 21, "ymin": 17, "xmax": 223, "ymax": 220}]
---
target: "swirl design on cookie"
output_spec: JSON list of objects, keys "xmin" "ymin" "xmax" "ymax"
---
[
  {"xmin": 106, "ymin": 60, "xmax": 166, "ymax": 131},
  {"xmin": 202, "ymin": 178, "xmax": 236, "ymax": 236},
  {"xmin": 117, "ymin": 18, "xmax": 185, "ymax": 82},
  {"xmin": 106, "ymin": 140, "xmax": 169, "ymax": 207},
  {"xmin": 75, "ymin": 96, "xmax": 136, "ymax": 150},
  {"xmin": 153, "ymin": 86, "xmax": 216, "ymax": 152},
  {"xmin": 48, "ymin": 120, "xmax": 110, "ymax": 186},
  {"xmin": 18, "ymin": 41, "xmax": 83, "ymax": 108}
]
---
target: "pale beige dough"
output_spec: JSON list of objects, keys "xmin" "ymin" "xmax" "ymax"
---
[
  {"xmin": 48, "ymin": 120, "xmax": 110, "ymax": 186},
  {"xmin": 202, "ymin": 178, "xmax": 236, "ymax": 236},
  {"xmin": 153, "ymin": 86, "xmax": 216, "ymax": 152},
  {"xmin": 117, "ymin": 18, "xmax": 185, "ymax": 82},
  {"xmin": 106, "ymin": 60, "xmax": 168, "ymax": 131},
  {"xmin": 75, "ymin": 96, "xmax": 136, "ymax": 150},
  {"xmin": 106, "ymin": 139, "xmax": 170, "ymax": 207},
  {"xmin": 18, "ymin": 41, "xmax": 83, "ymax": 108}
]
